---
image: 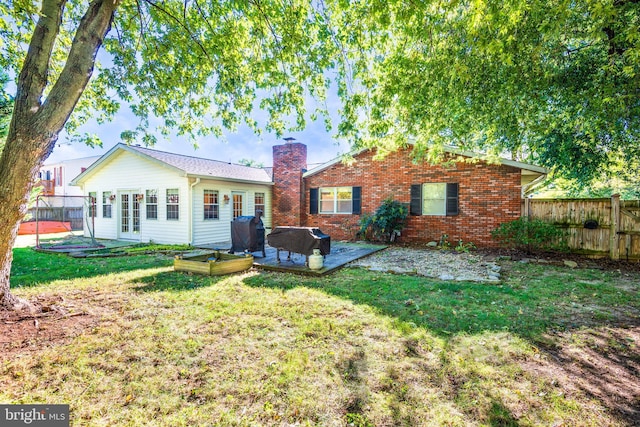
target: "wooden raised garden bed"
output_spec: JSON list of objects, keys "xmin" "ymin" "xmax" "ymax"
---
[{"xmin": 174, "ymin": 251, "xmax": 254, "ymax": 276}]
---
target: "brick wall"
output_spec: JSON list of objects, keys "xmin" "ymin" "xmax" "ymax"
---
[
  {"xmin": 272, "ymin": 142, "xmax": 307, "ymax": 228},
  {"xmin": 301, "ymin": 148, "xmax": 522, "ymax": 247}
]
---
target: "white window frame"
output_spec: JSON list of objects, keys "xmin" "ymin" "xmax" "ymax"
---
[
  {"xmin": 319, "ymin": 187, "xmax": 353, "ymax": 214},
  {"xmin": 166, "ymin": 189, "xmax": 180, "ymax": 221},
  {"xmin": 203, "ymin": 190, "xmax": 219, "ymax": 220},
  {"xmin": 422, "ymin": 183, "xmax": 447, "ymax": 216},
  {"xmin": 102, "ymin": 191, "xmax": 112, "ymax": 218},
  {"xmin": 146, "ymin": 189, "xmax": 158, "ymax": 220}
]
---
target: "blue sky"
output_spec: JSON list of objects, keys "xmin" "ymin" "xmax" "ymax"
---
[{"xmin": 46, "ymin": 109, "xmax": 351, "ymax": 168}]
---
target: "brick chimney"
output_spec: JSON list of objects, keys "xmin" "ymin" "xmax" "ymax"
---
[{"xmin": 272, "ymin": 139, "xmax": 307, "ymax": 227}]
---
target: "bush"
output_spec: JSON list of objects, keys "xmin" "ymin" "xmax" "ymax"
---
[
  {"xmin": 359, "ymin": 198, "xmax": 408, "ymax": 243},
  {"xmin": 491, "ymin": 217, "xmax": 568, "ymax": 253}
]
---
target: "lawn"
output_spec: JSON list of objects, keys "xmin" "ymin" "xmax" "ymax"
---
[{"xmin": 2, "ymin": 247, "xmax": 639, "ymax": 426}]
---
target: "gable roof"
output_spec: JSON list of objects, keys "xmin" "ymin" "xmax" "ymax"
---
[
  {"xmin": 304, "ymin": 144, "xmax": 547, "ymax": 178},
  {"xmin": 70, "ymin": 143, "xmax": 273, "ymax": 186},
  {"xmin": 302, "ymin": 143, "xmax": 548, "ymax": 195}
]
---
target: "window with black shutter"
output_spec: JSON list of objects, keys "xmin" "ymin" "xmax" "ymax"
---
[
  {"xmin": 311, "ymin": 186, "xmax": 360, "ymax": 214},
  {"xmin": 412, "ymin": 182, "xmax": 459, "ymax": 216}
]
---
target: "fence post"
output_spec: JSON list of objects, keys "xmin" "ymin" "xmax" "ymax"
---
[{"xmin": 610, "ymin": 194, "xmax": 620, "ymax": 260}]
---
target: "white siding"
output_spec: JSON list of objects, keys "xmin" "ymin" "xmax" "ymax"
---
[
  {"xmin": 81, "ymin": 151, "xmax": 190, "ymax": 244},
  {"xmin": 191, "ymin": 179, "xmax": 272, "ymax": 246}
]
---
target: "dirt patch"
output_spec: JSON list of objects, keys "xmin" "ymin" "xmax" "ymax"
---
[
  {"xmin": 0, "ymin": 295, "xmax": 98, "ymax": 362},
  {"xmin": 524, "ymin": 326, "xmax": 640, "ymax": 424}
]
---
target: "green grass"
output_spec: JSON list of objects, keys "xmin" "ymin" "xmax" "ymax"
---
[
  {"xmin": 3, "ymin": 248, "xmax": 639, "ymax": 426},
  {"xmin": 11, "ymin": 248, "xmax": 173, "ymax": 287},
  {"xmin": 245, "ymin": 264, "xmax": 639, "ymax": 340}
]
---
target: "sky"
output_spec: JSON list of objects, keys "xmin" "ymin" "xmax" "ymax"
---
[{"xmin": 44, "ymin": 97, "xmax": 352, "ymax": 169}]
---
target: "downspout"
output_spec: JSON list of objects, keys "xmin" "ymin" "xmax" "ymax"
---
[
  {"xmin": 522, "ymin": 173, "xmax": 547, "ymax": 197},
  {"xmin": 189, "ymin": 177, "xmax": 200, "ymax": 245}
]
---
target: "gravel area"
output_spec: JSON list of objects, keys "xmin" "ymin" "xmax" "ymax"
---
[{"xmin": 349, "ymin": 247, "xmax": 502, "ymax": 282}]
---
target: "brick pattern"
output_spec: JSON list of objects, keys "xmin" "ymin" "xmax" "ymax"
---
[
  {"xmin": 272, "ymin": 142, "xmax": 307, "ymax": 228},
  {"xmin": 300, "ymin": 148, "xmax": 522, "ymax": 247}
]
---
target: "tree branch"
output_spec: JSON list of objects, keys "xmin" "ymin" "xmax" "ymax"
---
[
  {"xmin": 13, "ymin": 0, "xmax": 67, "ymax": 120},
  {"xmin": 142, "ymin": 0, "xmax": 212, "ymax": 62},
  {"xmin": 38, "ymin": 0, "xmax": 120, "ymax": 134}
]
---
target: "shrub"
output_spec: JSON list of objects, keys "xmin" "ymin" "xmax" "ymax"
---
[
  {"xmin": 359, "ymin": 198, "xmax": 408, "ymax": 243},
  {"xmin": 491, "ymin": 217, "xmax": 568, "ymax": 253}
]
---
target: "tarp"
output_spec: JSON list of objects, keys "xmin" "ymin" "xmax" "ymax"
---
[
  {"xmin": 230, "ymin": 216, "xmax": 264, "ymax": 253},
  {"xmin": 267, "ymin": 226, "xmax": 330, "ymax": 256}
]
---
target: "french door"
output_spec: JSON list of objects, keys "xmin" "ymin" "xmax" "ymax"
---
[
  {"xmin": 232, "ymin": 191, "xmax": 245, "ymax": 219},
  {"xmin": 119, "ymin": 191, "xmax": 142, "ymax": 240}
]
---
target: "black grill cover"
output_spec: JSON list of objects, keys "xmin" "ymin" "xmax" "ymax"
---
[
  {"xmin": 267, "ymin": 226, "xmax": 330, "ymax": 256},
  {"xmin": 230, "ymin": 215, "xmax": 265, "ymax": 254}
]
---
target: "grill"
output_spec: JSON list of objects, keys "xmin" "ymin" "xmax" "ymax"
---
[
  {"xmin": 229, "ymin": 212, "xmax": 266, "ymax": 257},
  {"xmin": 267, "ymin": 226, "xmax": 330, "ymax": 266}
]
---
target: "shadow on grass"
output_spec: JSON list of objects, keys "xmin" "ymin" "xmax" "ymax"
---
[
  {"xmin": 242, "ymin": 266, "xmax": 640, "ymax": 341},
  {"xmin": 133, "ymin": 271, "xmax": 228, "ymax": 292},
  {"xmin": 242, "ymin": 266, "xmax": 640, "ymax": 425},
  {"xmin": 10, "ymin": 248, "xmax": 173, "ymax": 288}
]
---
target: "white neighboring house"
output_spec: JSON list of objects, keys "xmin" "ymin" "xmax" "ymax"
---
[
  {"xmin": 39, "ymin": 156, "xmax": 101, "ymax": 198},
  {"xmin": 70, "ymin": 143, "xmax": 273, "ymax": 245}
]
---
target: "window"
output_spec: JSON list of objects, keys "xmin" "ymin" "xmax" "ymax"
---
[
  {"xmin": 310, "ymin": 187, "xmax": 361, "ymax": 215},
  {"xmin": 166, "ymin": 189, "xmax": 179, "ymax": 220},
  {"xmin": 88, "ymin": 192, "xmax": 96, "ymax": 218},
  {"xmin": 255, "ymin": 192, "xmax": 265, "ymax": 216},
  {"xmin": 146, "ymin": 190, "xmax": 158, "ymax": 220},
  {"xmin": 102, "ymin": 191, "xmax": 112, "ymax": 218},
  {"xmin": 54, "ymin": 166, "xmax": 62, "ymax": 187},
  {"xmin": 203, "ymin": 190, "xmax": 219, "ymax": 220},
  {"xmin": 410, "ymin": 183, "xmax": 459, "ymax": 216}
]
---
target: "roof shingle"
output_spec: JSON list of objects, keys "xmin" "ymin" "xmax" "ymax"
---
[{"xmin": 128, "ymin": 144, "xmax": 273, "ymax": 183}]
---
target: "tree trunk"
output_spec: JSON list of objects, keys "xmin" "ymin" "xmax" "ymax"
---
[
  {"xmin": 0, "ymin": 132, "xmax": 57, "ymax": 310},
  {"xmin": 0, "ymin": 0, "xmax": 119, "ymax": 309}
]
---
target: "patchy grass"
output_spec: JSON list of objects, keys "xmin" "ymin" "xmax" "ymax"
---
[{"xmin": 2, "ymin": 249, "xmax": 639, "ymax": 426}]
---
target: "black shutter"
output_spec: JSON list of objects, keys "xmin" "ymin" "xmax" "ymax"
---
[
  {"xmin": 446, "ymin": 183, "xmax": 459, "ymax": 216},
  {"xmin": 410, "ymin": 184, "xmax": 422, "ymax": 215},
  {"xmin": 309, "ymin": 188, "xmax": 319, "ymax": 214},
  {"xmin": 352, "ymin": 186, "xmax": 361, "ymax": 215}
]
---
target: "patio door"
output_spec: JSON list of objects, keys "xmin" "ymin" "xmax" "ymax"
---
[
  {"xmin": 232, "ymin": 191, "xmax": 245, "ymax": 219},
  {"xmin": 119, "ymin": 191, "xmax": 141, "ymax": 240}
]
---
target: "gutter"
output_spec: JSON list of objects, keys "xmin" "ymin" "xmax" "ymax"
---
[
  {"xmin": 188, "ymin": 177, "xmax": 200, "ymax": 245},
  {"xmin": 522, "ymin": 173, "xmax": 547, "ymax": 197}
]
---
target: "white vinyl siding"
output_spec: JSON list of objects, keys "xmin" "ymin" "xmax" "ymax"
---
[
  {"xmin": 191, "ymin": 180, "xmax": 272, "ymax": 246},
  {"xmin": 80, "ymin": 150, "xmax": 190, "ymax": 243}
]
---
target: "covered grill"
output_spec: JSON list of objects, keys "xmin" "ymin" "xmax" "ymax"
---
[
  {"xmin": 267, "ymin": 226, "xmax": 330, "ymax": 266},
  {"xmin": 229, "ymin": 211, "xmax": 266, "ymax": 257}
]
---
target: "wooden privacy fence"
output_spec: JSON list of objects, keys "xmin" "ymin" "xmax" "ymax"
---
[{"xmin": 524, "ymin": 195, "xmax": 640, "ymax": 261}]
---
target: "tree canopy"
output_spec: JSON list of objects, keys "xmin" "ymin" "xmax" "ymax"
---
[
  {"xmin": 0, "ymin": 0, "xmax": 639, "ymax": 308},
  {"xmin": 1, "ymin": 1, "xmax": 637, "ymax": 182},
  {"xmin": 330, "ymin": 0, "xmax": 640, "ymax": 184},
  {"xmin": 0, "ymin": 0, "xmax": 340, "ymax": 147}
]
